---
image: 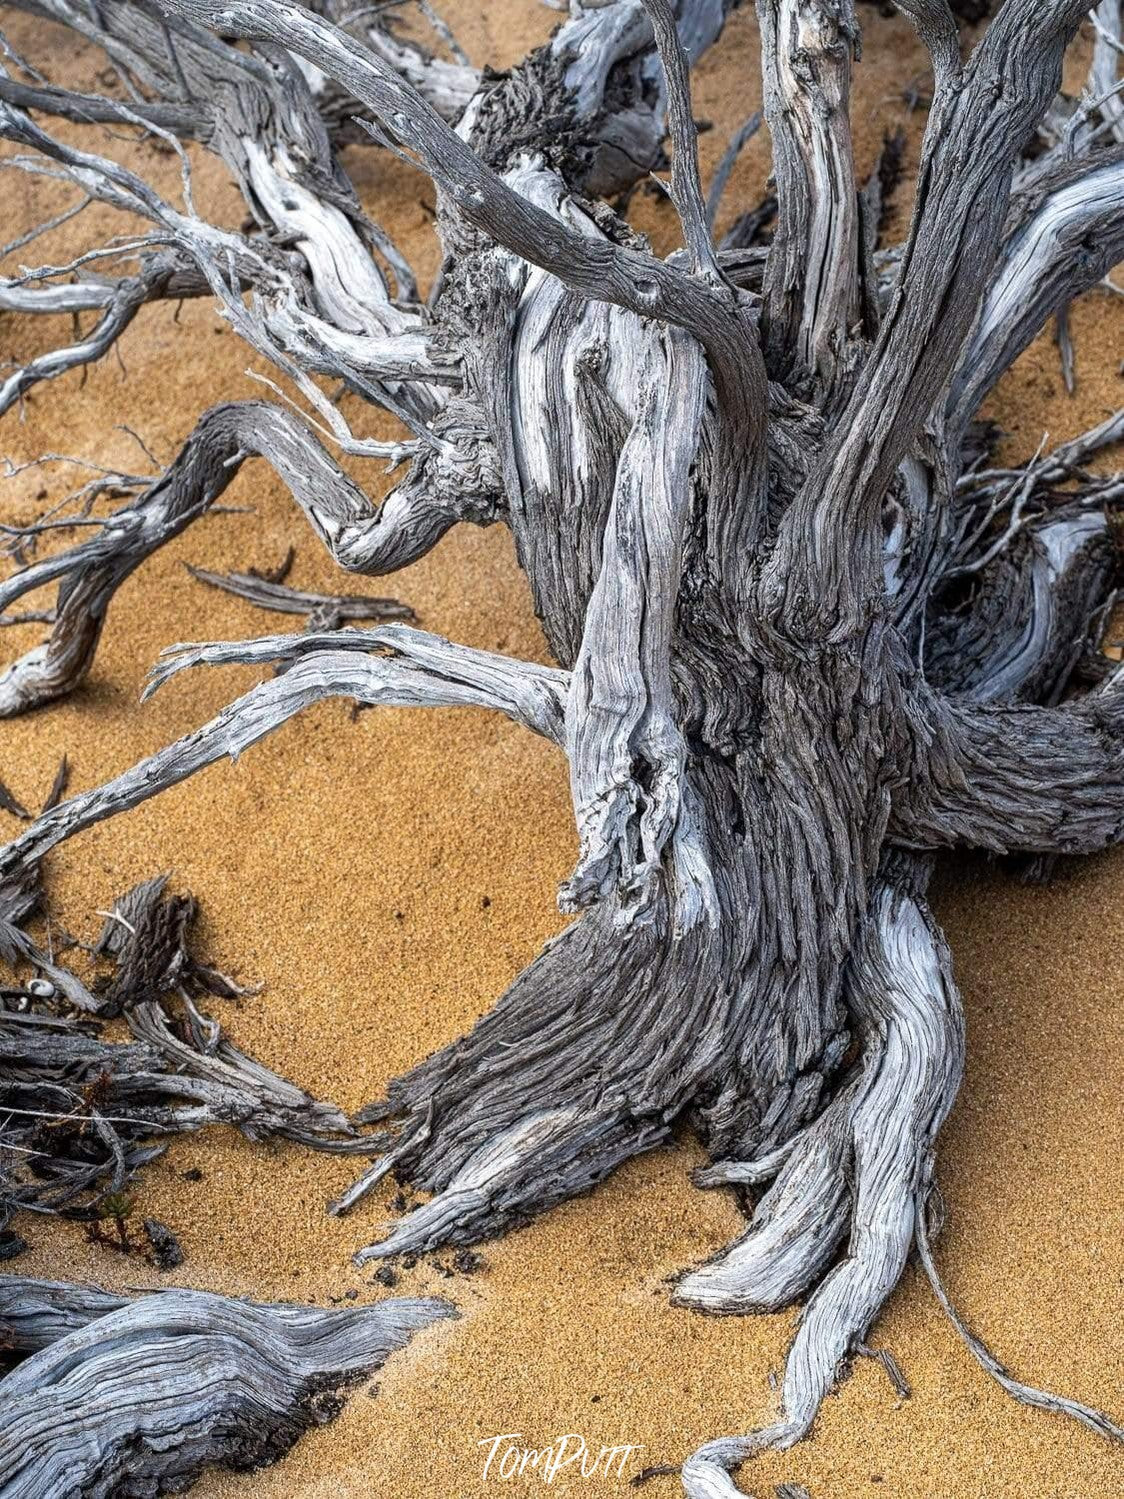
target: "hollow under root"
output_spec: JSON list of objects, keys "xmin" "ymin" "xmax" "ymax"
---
[
  {"xmin": 675, "ymin": 1076, "xmax": 858, "ymax": 1316},
  {"xmin": 678, "ymin": 872, "xmax": 966, "ymax": 1499}
]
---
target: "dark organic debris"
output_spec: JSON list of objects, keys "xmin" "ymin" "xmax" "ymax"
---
[
  {"xmin": 248, "ymin": 545, "xmax": 295, "ymax": 585},
  {"xmin": 632, "ymin": 1464, "xmax": 680, "ymax": 1487},
  {"xmin": 0, "ymin": 779, "xmax": 30, "ymax": 821},
  {"xmin": 40, "ymin": 755, "xmax": 69, "ymax": 815},
  {"xmin": 0, "ymin": 1229, "xmax": 27, "ymax": 1261},
  {"xmin": 1, "ymin": 874, "xmax": 384, "ymax": 1231},
  {"xmin": 93, "ymin": 872, "xmax": 202, "ymax": 1014},
  {"xmin": 90, "ymin": 871, "xmax": 256, "ymax": 1015},
  {"xmin": 143, "ymin": 1215, "xmax": 184, "ymax": 1271},
  {"xmin": 858, "ymin": 1342, "xmax": 911, "ymax": 1400}
]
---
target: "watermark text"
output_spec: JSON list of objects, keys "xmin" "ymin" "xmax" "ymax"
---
[{"xmin": 479, "ymin": 1433, "xmax": 643, "ymax": 1484}]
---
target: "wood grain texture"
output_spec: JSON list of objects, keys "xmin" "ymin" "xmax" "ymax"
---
[
  {"xmin": 0, "ymin": 1280, "xmax": 451, "ymax": 1499},
  {"xmin": 1, "ymin": 2, "xmax": 1122, "ymax": 1493}
]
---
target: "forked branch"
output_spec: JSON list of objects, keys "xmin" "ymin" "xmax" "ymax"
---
[
  {"xmin": 949, "ymin": 147, "xmax": 1124, "ymax": 431},
  {"xmin": 157, "ymin": 0, "xmax": 767, "ymax": 469},
  {"xmin": 759, "ymin": 0, "xmax": 1098, "ymax": 641},
  {"xmin": 0, "ymin": 402, "xmax": 494, "ymax": 715},
  {"xmin": 0, "ymin": 629, "xmax": 568, "ymax": 893}
]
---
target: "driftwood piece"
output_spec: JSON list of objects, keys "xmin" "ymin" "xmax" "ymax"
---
[
  {"xmin": 0, "ymin": 402, "xmax": 463, "ymax": 716},
  {"xmin": 0, "ymin": 1279, "xmax": 452, "ymax": 1497},
  {"xmin": 0, "ymin": 860, "xmax": 100, "ymax": 1013},
  {"xmin": 186, "ymin": 563, "xmax": 416, "ymax": 623},
  {"xmin": 1, "ymin": 1, "xmax": 1122, "ymax": 1493},
  {"xmin": 0, "ymin": 1275, "xmax": 127, "ymax": 1353}
]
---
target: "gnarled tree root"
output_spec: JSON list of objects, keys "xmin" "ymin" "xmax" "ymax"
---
[
  {"xmin": 675, "ymin": 864, "xmax": 964, "ymax": 1496},
  {"xmin": 0, "ymin": 1277, "xmax": 452, "ymax": 1498},
  {"xmin": 345, "ymin": 898, "xmax": 721, "ymax": 1254}
]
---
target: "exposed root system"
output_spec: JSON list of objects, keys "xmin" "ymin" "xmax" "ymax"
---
[{"xmin": 1, "ymin": 1, "xmax": 1122, "ymax": 1491}]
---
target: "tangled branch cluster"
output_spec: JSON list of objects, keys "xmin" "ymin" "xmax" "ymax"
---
[{"xmin": 1, "ymin": 2, "xmax": 1122, "ymax": 1494}]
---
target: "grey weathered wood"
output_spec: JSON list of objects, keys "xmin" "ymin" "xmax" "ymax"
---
[
  {"xmin": 0, "ymin": 1276, "xmax": 128, "ymax": 1353},
  {"xmin": 680, "ymin": 862, "xmax": 966, "ymax": 1492},
  {"xmin": 0, "ymin": 402, "xmax": 492, "ymax": 716},
  {"xmin": 185, "ymin": 564, "xmax": 416, "ymax": 624},
  {"xmin": 2, "ymin": 1, "xmax": 1122, "ymax": 1493},
  {"xmin": 562, "ymin": 325, "xmax": 716, "ymax": 928},
  {"xmin": 754, "ymin": 1, "xmax": 862, "ymax": 388},
  {"xmin": 948, "ymin": 147, "xmax": 1124, "ymax": 432},
  {"xmin": 0, "ymin": 871, "xmax": 392, "ymax": 1227},
  {"xmin": 0, "ymin": 1282, "xmax": 451, "ymax": 1498}
]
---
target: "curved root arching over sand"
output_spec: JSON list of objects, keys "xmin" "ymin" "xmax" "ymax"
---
[{"xmin": 1, "ymin": 1, "xmax": 1123, "ymax": 1493}]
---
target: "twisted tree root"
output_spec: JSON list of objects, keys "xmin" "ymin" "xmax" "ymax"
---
[
  {"xmin": 1, "ymin": 2, "xmax": 1122, "ymax": 1494},
  {"xmin": 678, "ymin": 867, "xmax": 966, "ymax": 1497}
]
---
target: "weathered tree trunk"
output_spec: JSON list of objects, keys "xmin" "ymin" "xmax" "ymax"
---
[{"xmin": 2, "ymin": 1, "xmax": 1123, "ymax": 1492}]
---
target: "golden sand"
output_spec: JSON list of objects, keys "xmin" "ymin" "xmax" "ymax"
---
[{"xmin": 1, "ymin": 6, "xmax": 1120, "ymax": 1496}]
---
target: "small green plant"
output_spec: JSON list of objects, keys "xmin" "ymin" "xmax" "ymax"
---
[{"xmin": 84, "ymin": 1192, "xmax": 136, "ymax": 1255}]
